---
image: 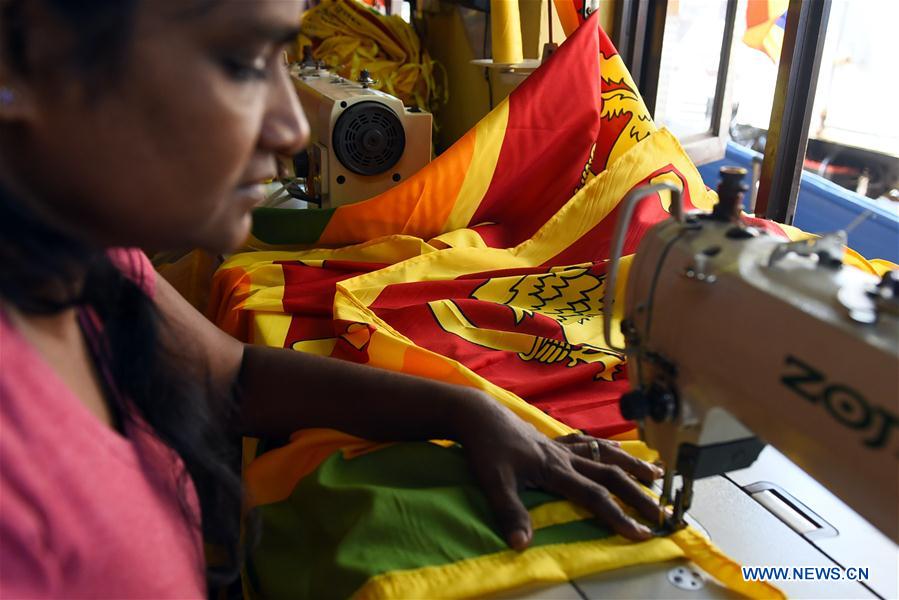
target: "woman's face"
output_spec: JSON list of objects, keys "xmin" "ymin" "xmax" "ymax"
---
[{"xmin": 1, "ymin": 0, "xmax": 308, "ymax": 253}]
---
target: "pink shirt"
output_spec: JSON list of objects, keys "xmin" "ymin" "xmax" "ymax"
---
[{"xmin": 0, "ymin": 249, "xmax": 206, "ymax": 598}]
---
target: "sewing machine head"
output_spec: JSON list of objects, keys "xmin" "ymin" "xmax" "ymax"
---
[
  {"xmin": 603, "ymin": 168, "xmax": 899, "ymax": 541},
  {"xmin": 289, "ymin": 63, "xmax": 432, "ymax": 208}
]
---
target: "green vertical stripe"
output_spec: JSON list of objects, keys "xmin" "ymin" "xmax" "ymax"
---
[
  {"xmin": 248, "ymin": 443, "xmax": 612, "ymax": 599},
  {"xmin": 251, "ymin": 207, "xmax": 337, "ymax": 245}
]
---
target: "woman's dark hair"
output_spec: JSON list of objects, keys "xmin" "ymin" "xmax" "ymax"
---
[{"xmin": 1, "ymin": 0, "xmax": 247, "ymax": 589}]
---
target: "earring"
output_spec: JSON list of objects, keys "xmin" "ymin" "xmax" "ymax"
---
[{"xmin": 0, "ymin": 86, "xmax": 16, "ymax": 106}]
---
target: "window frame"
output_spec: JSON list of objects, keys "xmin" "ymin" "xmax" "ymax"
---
[
  {"xmin": 614, "ymin": 0, "xmax": 740, "ymax": 166},
  {"xmin": 614, "ymin": 0, "xmax": 832, "ymax": 224}
]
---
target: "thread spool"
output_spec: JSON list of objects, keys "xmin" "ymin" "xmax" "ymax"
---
[{"xmin": 490, "ymin": 0, "xmax": 523, "ymax": 64}]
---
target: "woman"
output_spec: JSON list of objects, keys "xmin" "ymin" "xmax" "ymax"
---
[{"xmin": 0, "ymin": 0, "xmax": 662, "ymax": 596}]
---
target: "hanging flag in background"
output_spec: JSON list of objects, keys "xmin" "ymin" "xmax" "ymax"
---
[
  {"xmin": 206, "ymin": 3, "xmax": 899, "ymax": 596},
  {"xmin": 743, "ymin": 0, "xmax": 789, "ymax": 62}
]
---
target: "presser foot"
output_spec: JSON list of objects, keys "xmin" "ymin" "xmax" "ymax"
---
[{"xmin": 654, "ymin": 470, "xmax": 693, "ymax": 535}]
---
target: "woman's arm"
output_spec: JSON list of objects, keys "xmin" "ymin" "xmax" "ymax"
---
[
  {"xmin": 153, "ymin": 271, "xmax": 486, "ymax": 442},
  {"xmin": 154, "ymin": 273, "xmax": 663, "ymax": 547}
]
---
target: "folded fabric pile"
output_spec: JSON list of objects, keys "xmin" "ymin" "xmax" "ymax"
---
[{"xmin": 299, "ymin": 0, "xmax": 446, "ymax": 116}]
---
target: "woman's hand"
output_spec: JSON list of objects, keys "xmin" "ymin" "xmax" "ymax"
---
[
  {"xmin": 455, "ymin": 392, "xmax": 665, "ymax": 551},
  {"xmin": 224, "ymin": 316, "xmax": 664, "ymax": 548}
]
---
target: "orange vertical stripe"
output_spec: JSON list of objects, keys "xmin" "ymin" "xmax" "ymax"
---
[
  {"xmin": 318, "ymin": 128, "xmax": 478, "ymax": 245},
  {"xmin": 554, "ymin": 0, "xmax": 582, "ymax": 36}
]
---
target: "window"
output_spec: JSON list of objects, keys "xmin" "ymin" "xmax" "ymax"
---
[{"xmin": 615, "ymin": 0, "xmax": 740, "ymax": 166}]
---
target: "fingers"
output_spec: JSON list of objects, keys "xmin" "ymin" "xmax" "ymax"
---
[
  {"xmin": 595, "ymin": 443, "xmax": 663, "ymax": 484},
  {"xmin": 555, "ymin": 434, "xmax": 613, "ymax": 464},
  {"xmin": 574, "ymin": 459, "xmax": 664, "ymax": 525},
  {"xmin": 556, "ymin": 433, "xmax": 617, "ymax": 447},
  {"xmin": 556, "ymin": 434, "xmax": 662, "ymax": 483},
  {"xmin": 549, "ymin": 469, "xmax": 653, "ymax": 541},
  {"xmin": 478, "ymin": 467, "xmax": 533, "ymax": 551}
]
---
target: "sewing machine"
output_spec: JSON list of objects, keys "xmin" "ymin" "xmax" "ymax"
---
[
  {"xmin": 288, "ymin": 62, "xmax": 432, "ymax": 208},
  {"xmin": 559, "ymin": 168, "xmax": 898, "ymax": 598},
  {"xmin": 510, "ymin": 169, "xmax": 898, "ymax": 598},
  {"xmin": 602, "ymin": 169, "xmax": 898, "ymax": 539}
]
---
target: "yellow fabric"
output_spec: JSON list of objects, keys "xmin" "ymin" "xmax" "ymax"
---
[
  {"xmin": 528, "ymin": 500, "xmax": 594, "ymax": 530},
  {"xmin": 354, "ymin": 537, "xmax": 685, "ymax": 600},
  {"xmin": 354, "ymin": 530, "xmax": 786, "ymax": 600},
  {"xmin": 300, "ymin": 0, "xmax": 446, "ymax": 115},
  {"xmin": 670, "ymin": 529, "xmax": 786, "ymax": 599},
  {"xmin": 869, "ymin": 258, "xmax": 899, "ymax": 276},
  {"xmin": 442, "ymin": 99, "xmax": 511, "ymax": 231},
  {"xmin": 774, "ymin": 225, "xmax": 899, "ymax": 274}
]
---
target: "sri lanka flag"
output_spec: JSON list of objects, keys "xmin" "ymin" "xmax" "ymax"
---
[
  {"xmin": 743, "ymin": 0, "xmax": 789, "ymax": 62},
  {"xmin": 207, "ymin": 3, "xmax": 893, "ymax": 597}
]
